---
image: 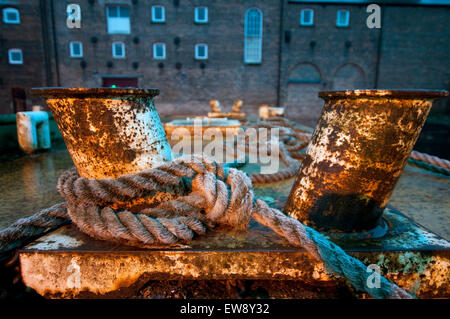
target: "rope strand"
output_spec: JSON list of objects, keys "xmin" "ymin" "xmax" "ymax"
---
[{"xmin": 55, "ymin": 154, "xmax": 412, "ymax": 299}]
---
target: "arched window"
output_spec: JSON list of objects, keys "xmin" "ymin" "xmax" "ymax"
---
[{"xmin": 244, "ymin": 8, "xmax": 262, "ymax": 64}]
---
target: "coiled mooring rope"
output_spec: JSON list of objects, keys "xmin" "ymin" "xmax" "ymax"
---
[
  {"xmin": 8, "ymin": 117, "xmax": 450, "ymax": 298},
  {"xmin": 1, "ymin": 116, "xmax": 447, "ymax": 298},
  {"xmin": 225, "ymin": 141, "xmax": 302, "ymax": 184},
  {"xmin": 408, "ymin": 150, "xmax": 450, "ymax": 176},
  {"xmin": 0, "ymin": 202, "xmax": 69, "ymax": 260},
  {"xmin": 26, "ymin": 154, "xmax": 410, "ymax": 299}
]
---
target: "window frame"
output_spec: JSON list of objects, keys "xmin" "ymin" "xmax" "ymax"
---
[
  {"xmin": 336, "ymin": 9, "xmax": 350, "ymax": 28},
  {"xmin": 244, "ymin": 8, "xmax": 263, "ymax": 64},
  {"xmin": 194, "ymin": 7, "xmax": 208, "ymax": 23},
  {"xmin": 195, "ymin": 44, "xmax": 208, "ymax": 60},
  {"xmin": 106, "ymin": 6, "xmax": 131, "ymax": 34},
  {"xmin": 69, "ymin": 42, "xmax": 83, "ymax": 58},
  {"xmin": 8, "ymin": 49, "xmax": 23, "ymax": 64},
  {"xmin": 153, "ymin": 43, "xmax": 166, "ymax": 60},
  {"xmin": 300, "ymin": 9, "xmax": 314, "ymax": 26},
  {"xmin": 151, "ymin": 5, "xmax": 165, "ymax": 23},
  {"xmin": 3, "ymin": 7, "xmax": 20, "ymax": 24},
  {"xmin": 112, "ymin": 42, "xmax": 126, "ymax": 59}
]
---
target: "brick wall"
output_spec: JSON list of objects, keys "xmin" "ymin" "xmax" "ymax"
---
[
  {"xmin": 279, "ymin": 2, "xmax": 381, "ymax": 127},
  {"xmin": 52, "ymin": 0, "xmax": 281, "ymax": 118},
  {"xmin": 377, "ymin": 5, "xmax": 450, "ymax": 115},
  {"xmin": 0, "ymin": 1, "xmax": 448, "ymax": 125},
  {"xmin": 0, "ymin": 0, "xmax": 49, "ymax": 113}
]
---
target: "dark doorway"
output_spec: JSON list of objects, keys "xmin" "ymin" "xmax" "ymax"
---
[
  {"xmin": 102, "ymin": 77, "xmax": 138, "ymax": 88},
  {"xmin": 11, "ymin": 88, "xmax": 27, "ymax": 113}
]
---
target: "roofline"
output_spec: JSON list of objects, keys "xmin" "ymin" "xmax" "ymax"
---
[{"xmin": 288, "ymin": 1, "xmax": 450, "ymax": 7}]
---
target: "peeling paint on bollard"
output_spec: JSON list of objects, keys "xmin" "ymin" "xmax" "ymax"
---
[
  {"xmin": 285, "ymin": 89, "xmax": 448, "ymax": 232},
  {"xmin": 31, "ymin": 88, "xmax": 172, "ymax": 179}
]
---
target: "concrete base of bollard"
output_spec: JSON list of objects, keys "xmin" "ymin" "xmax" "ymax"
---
[{"xmin": 19, "ymin": 207, "xmax": 449, "ymax": 299}]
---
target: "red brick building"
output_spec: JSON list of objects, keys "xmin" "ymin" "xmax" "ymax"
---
[{"xmin": 1, "ymin": 0, "xmax": 449, "ymax": 126}]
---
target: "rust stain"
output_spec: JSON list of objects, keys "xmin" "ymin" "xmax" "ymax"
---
[
  {"xmin": 285, "ymin": 90, "xmax": 448, "ymax": 232},
  {"xmin": 31, "ymin": 88, "xmax": 172, "ymax": 179}
]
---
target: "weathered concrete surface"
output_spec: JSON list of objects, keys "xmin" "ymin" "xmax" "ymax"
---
[{"xmin": 19, "ymin": 207, "xmax": 449, "ymax": 299}]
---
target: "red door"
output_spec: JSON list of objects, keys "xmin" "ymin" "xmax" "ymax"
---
[{"xmin": 102, "ymin": 77, "xmax": 138, "ymax": 88}]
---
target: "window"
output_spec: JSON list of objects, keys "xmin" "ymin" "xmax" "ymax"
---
[
  {"xmin": 194, "ymin": 7, "xmax": 208, "ymax": 23},
  {"xmin": 153, "ymin": 43, "xmax": 166, "ymax": 59},
  {"xmin": 8, "ymin": 49, "xmax": 23, "ymax": 64},
  {"xmin": 106, "ymin": 6, "xmax": 130, "ymax": 34},
  {"xmin": 3, "ymin": 7, "xmax": 20, "ymax": 24},
  {"xmin": 195, "ymin": 44, "xmax": 208, "ymax": 60},
  {"xmin": 336, "ymin": 10, "xmax": 350, "ymax": 27},
  {"xmin": 112, "ymin": 42, "xmax": 125, "ymax": 59},
  {"xmin": 300, "ymin": 9, "xmax": 314, "ymax": 26},
  {"xmin": 244, "ymin": 8, "xmax": 262, "ymax": 64},
  {"xmin": 151, "ymin": 6, "xmax": 165, "ymax": 23},
  {"xmin": 70, "ymin": 42, "xmax": 83, "ymax": 58}
]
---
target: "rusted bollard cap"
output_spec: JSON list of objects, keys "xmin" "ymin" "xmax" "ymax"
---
[{"xmin": 318, "ymin": 89, "xmax": 448, "ymax": 100}]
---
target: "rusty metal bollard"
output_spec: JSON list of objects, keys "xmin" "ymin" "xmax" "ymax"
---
[
  {"xmin": 285, "ymin": 89, "xmax": 448, "ymax": 232},
  {"xmin": 32, "ymin": 88, "xmax": 178, "ymax": 210},
  {"xmin": 32, "ymin": 88, "xmax": 172, "ymax": 179}
]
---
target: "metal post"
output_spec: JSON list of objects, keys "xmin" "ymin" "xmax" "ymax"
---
[
  {"xmin": 32, "ymin": 88, "xmax": 172, "ymax": 179},
  {"xmin": 285, "ymin": 89, "xmax": 448, "ymax": 232}
]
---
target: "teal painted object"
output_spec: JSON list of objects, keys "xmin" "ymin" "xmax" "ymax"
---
[{"xmin": 0, "ymin": 113, "xmax": 64, "ymax": 155}]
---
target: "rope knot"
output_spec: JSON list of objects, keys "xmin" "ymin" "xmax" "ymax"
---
[
  {"xmin": 191, "ymin": 168, "xmax": 254, "ymax": 229},
  {"xmin": 53, "ymin": 154, "xmax": 412, "ymax": 299}
]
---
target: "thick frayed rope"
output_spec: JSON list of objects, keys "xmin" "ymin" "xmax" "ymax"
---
[
  {"xmin": 56, "ymin": 154, "xmax": 412, "ymax": 299},
  {"xmin": 0, "ymin": 202, "xmax": 69, "ymax": 256}
]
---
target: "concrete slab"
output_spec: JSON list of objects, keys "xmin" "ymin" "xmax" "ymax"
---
[{"xmin": 19, "ymin": 207, "xmax": 449, "ymax": 299}]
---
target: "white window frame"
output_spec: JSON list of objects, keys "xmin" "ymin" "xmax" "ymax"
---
[
  {"xmin": 3, "ymin": 7, "xmax": 20, "ymax": 24},
  {"xmin": 194, "ymin": 7, "xmax": 208, "ymax": 23},
  {"xmin": 151, "ymin": 6, "xmax": 165, "ymax": 23},
  {"xmin": 153, "ymin": 43, "xmax": 166, "ymax": 60},
  {"xmin": 244, "ymin": 8, "xmax": 263, "ymax": 64},
  {"xmin": 336, "ymin": 9, "xmax": 350, "ymax": 27},
  {"xmin": 69, "ymin": 42, "xmax": 83, "ymax": 58},
  {"xmin": 106, "ymin": 6, "xmax": 130, "ymax": 34},
  {"xmin": 300, "ymin": 9, "xmax": 314, "ymax": 26},
  {"xmin": 112, "ymin": 42, "xmax": 126, "ymax": 59},
  {"xmin": 8, "ymin": 49, "xmax": 23, "ymax": 64},
  {"xmin": 195, "ymin": 44, "xmax": 208, "ymax": 60}
]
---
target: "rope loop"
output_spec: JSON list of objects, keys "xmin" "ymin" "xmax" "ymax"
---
[{"xmin": 55, "ymin": 154, "xmax": 412, "ymax": 299}]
